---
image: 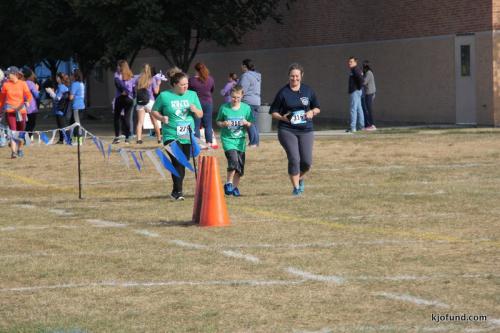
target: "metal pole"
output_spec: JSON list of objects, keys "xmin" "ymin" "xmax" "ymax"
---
[
  {"xmin": 188, "ymin": 125, "xmax": 198, "ymax": 181},
  {"xmin": 76, "ymin": 124, "xmax": 82, "ymax": 199}
]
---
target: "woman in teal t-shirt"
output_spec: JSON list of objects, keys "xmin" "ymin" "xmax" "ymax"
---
[{"xmin": 152, "ymin": 71, "xmax": 203, "ymax": 201}]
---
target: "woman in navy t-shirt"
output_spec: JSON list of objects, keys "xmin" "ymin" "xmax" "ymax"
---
[{"xmin": 269, "ymin": 63, "xmax": 320, "ymax": 196}]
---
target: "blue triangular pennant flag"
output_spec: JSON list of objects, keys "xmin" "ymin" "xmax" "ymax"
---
[
  {"xmin": 24, "ymin": 132, "xmax": 31, "ymax": 146},
  {"xmin": 118, "ymin": 149, "xmax": 130, "ymax": 168},
  {"xmin": 92, "ymin": 136, "xmax": 101, "ymax": 153},
  {"xmin": 40, "ymin": 132, "xmax": 50, "ymax": 144},
  {"xmin": 169, "ymin": 141, "xmax": 194, "ymax": 172},
  {"xmin": 155, "ymin": 148, "xmax": 179, "ymax": 177},
  {"xmin": 97, "ymin": 139, "xmax": 106, "ymax": 158},
  {"xmin": 130, "ymin": 152, "xmax": 141, "ymax": 171},
  {"xmin": 63, "ymin": 130, "xmax": 72, "ymax": 145},
  {"xmin": 190, "ymin": 133, "xmax": 200, "ymax": 158}
]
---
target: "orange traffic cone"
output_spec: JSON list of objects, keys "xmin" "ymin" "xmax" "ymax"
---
[
  {"xmin": 192, "ymin": 156, "xmax": 206, "ymax": 224},
  {"xmin": 198, "ymin": 156, "xmax": 230, "ymax": 227}
]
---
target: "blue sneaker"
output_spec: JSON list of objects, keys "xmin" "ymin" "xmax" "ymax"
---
[
  {"xmin": 292, "ymin": 187, "xmax": 301, "ymax": 196},
  {"xmin": 232, "ymin": 187, "xmax": 241, "ymax": 197},
  {"xmin": 224, "ymin": 183, "xmax": 234, "ymax": 195},
  {"xmin": 17, "ymin": 150, "xmax": 24, "ymax": 158},
  {"xmin": 298, "ymin": 179, "xmax": 305, "ymax": 193}
]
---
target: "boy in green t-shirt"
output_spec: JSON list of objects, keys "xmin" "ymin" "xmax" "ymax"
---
[{"xmin": 216, "ymin": 85, "xmax": 254, "ymax": 196}]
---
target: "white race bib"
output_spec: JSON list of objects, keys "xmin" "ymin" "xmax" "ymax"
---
[
  {"xmin": 228, "ymin": 117, "xmax": 243, "ymax": 130},
  {"xmin": 290, "ymin": 110, "xmax": 307, "ymax": 125},
  {"xmin": 176, "ymin": 121, "xmax": 190, "ymax": 139}
]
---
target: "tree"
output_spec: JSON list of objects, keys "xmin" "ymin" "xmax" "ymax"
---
[
  {"xmin": 71, "ymin": 0, "xmax": 295, "ymax": 71},
  {"xmin": 149, "ymin": 0, "xmax": 295, "ymax": 71}
]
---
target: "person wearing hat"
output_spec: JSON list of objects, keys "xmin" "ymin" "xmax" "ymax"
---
[{"xmin": 0, "ymin": 66, "xmax": 32, "ymax": 158}]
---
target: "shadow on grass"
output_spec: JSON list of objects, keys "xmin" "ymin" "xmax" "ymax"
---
[{"xmin": 154, "ymin": 220, "xmax": 198, "ymax": 227}]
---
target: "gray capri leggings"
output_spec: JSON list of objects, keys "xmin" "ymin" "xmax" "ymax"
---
[{"xmin": 277, "ymin": 128, "xmax": 314, "ymax": 175}]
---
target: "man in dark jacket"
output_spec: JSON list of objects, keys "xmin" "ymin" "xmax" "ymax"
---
[{"xmin": 347, "ymin": 56, "xmax": 365, "ymax": 132}]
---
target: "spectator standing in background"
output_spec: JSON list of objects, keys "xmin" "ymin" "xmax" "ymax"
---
[
  {"xmin": 362, "ymin": 60, "xmax": 377, "ymax": 131},
  {"xmin": 238, "ymin": 59, "xmax": 261, "ymax": 147},
  {"xmin": 188, "ymin": 62, "xmax": 215, "ymax": 148},
  {"xmin": 220, "ymin": 73, "xmax": 238, "ymax": 103},
  {"xmin": 346, "ymin": 56, "xmax": 364, "ymax": 133}
]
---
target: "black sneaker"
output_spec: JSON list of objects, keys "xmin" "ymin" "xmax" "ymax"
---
[
  {"xmin": 137, "ymin": 139, "xmax": 143, "ymax": 144},
  {"xmin": 112, "ymin": 137, "xmax": 120, "ymax": 144},
  {"xmin": 170, "ymin": 192, "xmax": 185, "ymax": 201}
]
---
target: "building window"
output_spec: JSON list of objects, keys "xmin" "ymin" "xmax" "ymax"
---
[{"xmin": 460, "ymin": 45, "xmax": 471, "ymax": 77}]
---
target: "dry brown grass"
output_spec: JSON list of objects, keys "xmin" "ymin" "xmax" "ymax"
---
[{"xmin": 0, "ymin": 128, "xmax": 499, "ymax": 333}]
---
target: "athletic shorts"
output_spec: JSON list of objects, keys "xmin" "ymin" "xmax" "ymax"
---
[
  {"xmin": 136, "ymin": 100, "xmax": 155, "ymax": 112},
  {"xmin": 225, "ymin": 150, "xmax": 246, "ymax": 176}
]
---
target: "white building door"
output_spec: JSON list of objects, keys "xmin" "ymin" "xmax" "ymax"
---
[{"xmin": 455, "ymin": 34, "xmax": 477, "ymax": 125}]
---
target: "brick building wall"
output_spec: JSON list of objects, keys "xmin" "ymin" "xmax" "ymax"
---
[
  {"xmin": 89, "ymin": 1, "xmax": 499, "ymax": 125},
  {"xmin": 200, "ymin": 0, "xmax": 493, "ymax": 52},
  {"xmin": 494, "ymin": 0, "xmax": 500, "ymax": 28}
]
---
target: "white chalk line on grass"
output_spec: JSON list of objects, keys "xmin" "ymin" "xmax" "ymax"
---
[
  {"xmin": 48, "ymin": 208, "xmax": 73, "ymax": 216},
  {"xmin": 286, "ymin": 267, "xmax": 345, "ymax": 284},
  {"xmin": 374, "ymin": 292, "xmax": 450, "ymax": 308},
  {"xmin": 293, "ymin": 324, "xmax": 500, "ymax": 333},
  {"xmin": 85, "ymin": 219, "xmax": 127, "ymax": 228},
  {"xmin": 218, "ymin": 239, "xmax": 454, "ymax": 249},
  {"xmin": 220, "ymin": 250, "xmax": 260, "ymax": 263},
  {"xmin": 169, "ymin": 239, "xmax": 209, "ymax": 250},
  {"xmin": 0, "ymin": 279, "xmax": 306, "ymax": 292},
  {"xmin": 133, "ymin": 229, "xmax": 160, "ymax": 238},
  {"xmin": 315, "ymin": 162, "xmax": 491, "ymax": 173},
  {"xmin": 14, "ymin": 204, "xmax": 36, "ymax": 209},
  {"xmin": 0, "ymin": 225, "xmax": 79, "ymax": 232}
]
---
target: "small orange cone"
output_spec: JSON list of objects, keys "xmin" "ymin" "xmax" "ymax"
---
[
  {"xmin": 192, "ymin": 156, "xmax": 206, "ymax": 224},
  {"xmin": 198, "ymin": 156, "xmax": 230, "ymax": 227},
  {"xmin": 211, "ymin": 130, "xmax": 219, "ymax": 149}
]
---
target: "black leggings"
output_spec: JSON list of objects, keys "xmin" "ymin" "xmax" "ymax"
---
[
  {"xmin": 278, "ymin": 128, "xmax": 314, "ymax": 175},
  {"xmin": 165, "ymin": 140, "xmax": 192, "ymax": 194},
  {"xmin": 114, "ymin": 95, "xmax": 134, "ymax": 138},
  {"xmin": 25, "ymin": 113, "xmax": 37, "ymax": 133},
  {"xmin": 55, "ymin": 115, "xmax": 66, "ymax": 142}
]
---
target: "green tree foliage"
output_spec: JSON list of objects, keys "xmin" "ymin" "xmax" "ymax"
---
[{"xmin": 1, "ymin": 0, "xmax": 293, "ymax": 74}]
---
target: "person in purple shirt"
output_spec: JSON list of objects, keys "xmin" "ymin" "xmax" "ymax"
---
[
  {"xmin": 188, "ymin": 62, "xmax": 215, "ymax": 147},
  {"xmin": 220, "ymin": 72, "xmax": 237, "ymax": 103},
  {"xmin": 21, "ymin": 67, "xmax": 39, "ymax": 136},
  {"xmin": 113, "ymin": 59, "xmax": 137, "ymax": 144}
]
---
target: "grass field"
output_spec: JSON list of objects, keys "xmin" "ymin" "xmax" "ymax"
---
[{"xmin": 0, "ymin": 127, "xmax": 499, "ymax": 333}]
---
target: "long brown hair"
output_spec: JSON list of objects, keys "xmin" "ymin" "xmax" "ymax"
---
[
  {"xmin": 118, "ymin": 59, "xmax": 133, "ymax": 81},
  {"xmin": 194, "ymin": 62, "xmax": 209, "ymax": 82},
  {"xmin": 137, "ymin": 64, "xmax": 152, "ymax": 89}
]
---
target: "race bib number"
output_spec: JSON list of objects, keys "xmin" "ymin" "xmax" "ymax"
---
[
  {"xmin": 228, "ymin": 117, "xmax": 243, "ymax": 130},
  {"xmin": 176, "ymin": 121, "xmax": 190, "ymax": 139},
  {"xmin": 290, "ymin": 110, "xmax": 307, "ymax": 125}
]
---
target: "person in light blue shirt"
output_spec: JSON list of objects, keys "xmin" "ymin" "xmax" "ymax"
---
[
  {"xmin": 69, "ymin": 69, "xmax": 85, "ymax": 140},
  {"xmin": 45, "ymin": 72, "xmax": 70, "ymax": 144}
]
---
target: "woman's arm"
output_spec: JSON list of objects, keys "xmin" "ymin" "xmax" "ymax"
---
[
  {"xmin": 189, "ymin": 104, "xmax": 203, "ymax": 118},
  {"xmin": 271, "ymin": 112, "xmax": 290, "ymax": 122},
  {"xmin": 151, "ymin": 110, "xmax": 168, "ymax": 123}
]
